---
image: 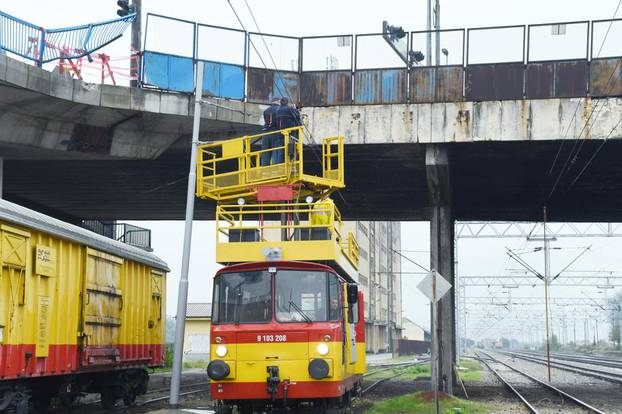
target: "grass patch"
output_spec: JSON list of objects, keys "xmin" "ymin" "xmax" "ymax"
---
[
  {"xmin": 365, "ymin": 391, "xmax": 492, "ymax": 414},
  {"xmin": 398, "ymin": 364, "xmax": 431, "ymax": 380},
  {"xmin": 365, "ymin": 364, "xmax": 431, "ymax": 382},
  {"xmin": 457, "ymin": 358, "xmax": 482, "ymax": 382},
  {"xmin": 183, "ymin": 359, "xmax": 208, "ymax": 369}
]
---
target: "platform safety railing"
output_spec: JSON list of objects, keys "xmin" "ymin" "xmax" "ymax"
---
[
  {"xmin": 197, "ymin": 127, "xmax": 345, "ymax": 201},
  {"xmin": 215, "ymin": 201, "xmax": 359, "ymax": 269}
]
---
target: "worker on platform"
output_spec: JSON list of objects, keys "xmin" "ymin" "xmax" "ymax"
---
[
  {"xmin": 310, "ymin": 197, "xmax": 334, "ymax": 240},
  {"xmin": 276, "ymin": 97, "xmax": 302, "ymax": 163},
  {"xmin": 261, "ymin": 96, "xmax": 281, "ymax": 166}
]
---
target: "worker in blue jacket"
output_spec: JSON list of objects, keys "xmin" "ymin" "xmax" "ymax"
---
[
  {"xmin": 261, "ymin": 96, "xmax": 281, "ymax": 166},
  {"xmin": 276, "ymin": 97, "xmax": 302, "ymax": 163}
]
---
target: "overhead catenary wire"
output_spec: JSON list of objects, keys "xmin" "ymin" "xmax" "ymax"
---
[
  {"xmin": 390, "ymin": 248, "xmax": 430, "ymax": 273},
  {"xmin": 564, "ymin": 116, "xmax": 622, "ymax": 189},
  {"xmin": 226, "ymin": 0, "xmax": 350, "ymax": 207},
  {"xmin": 546, "ymin": 0, "xmax": 622, "ymax": 203}
]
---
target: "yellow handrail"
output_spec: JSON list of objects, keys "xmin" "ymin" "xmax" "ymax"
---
[
  {"xmin": 196, "ymin": 127, "xmax": 344, "ymax": 201},
  {"xmin": 215, "ymin": 201, "xmax": 358, "ymax": 270}
]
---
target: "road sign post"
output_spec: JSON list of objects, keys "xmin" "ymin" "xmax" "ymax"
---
[{"xmin": 418, "ymin": 270, "xmax": 452, "ymax": 414}]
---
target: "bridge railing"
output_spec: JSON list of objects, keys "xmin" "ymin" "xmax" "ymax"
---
[
  {"xmin": 139, "ymin": 15, "xmax": 622, "ymax": 105},
  {"xmin": 3, "ymin": 10, "xmax": 622, "ymax": 104},
  {"xmin": 0, "ymin": 10, "xmax": 135, "ymax": 66}
]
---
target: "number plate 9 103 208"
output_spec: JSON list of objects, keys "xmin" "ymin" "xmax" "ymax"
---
[{"xmin": 256, "ymin": 334, "xmax": 287, "ymax": 342}]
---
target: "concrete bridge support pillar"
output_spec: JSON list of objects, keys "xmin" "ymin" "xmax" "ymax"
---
[{"xmin": 426, "ymin": 145, "xmax": 455, "ymax": 395}]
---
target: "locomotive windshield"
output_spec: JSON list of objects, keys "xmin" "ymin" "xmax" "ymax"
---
[
  {"xmin": 275, "ymin": 270, "xmax": 341, "ymax": 323},
  {"xmin": 212, "ymin": 271, "xmax": 272, "ymax": 324},
  {"xmin": 212, "ymin": 269, "xmax": 341, "ymax": 324}
]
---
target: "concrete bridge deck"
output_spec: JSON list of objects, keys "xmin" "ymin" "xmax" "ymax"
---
[{"xmin": 1, "ymin": 54, "xmax": 622, "ymax": 223}]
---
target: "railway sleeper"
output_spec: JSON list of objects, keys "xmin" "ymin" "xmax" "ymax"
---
[{"xmin": 0, "ymin": 368, "xmax": 149, "ymax": 413}]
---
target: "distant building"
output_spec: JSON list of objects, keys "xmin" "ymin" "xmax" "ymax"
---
[
  {"xmin": 402, "ymin": 317, "xmax": 431, "ymax": 341},
  {"xmin": 345, "ymin": 221, "xmax": 402, "ymax": 353},
  {"xmin": 183, "ymin": 302, "xmax": 211, "ymax": 360}
]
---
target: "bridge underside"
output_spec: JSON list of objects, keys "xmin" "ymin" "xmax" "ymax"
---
[{"xmin": 3, "ymin": 139, "xmax": 622, "ymax": 223}]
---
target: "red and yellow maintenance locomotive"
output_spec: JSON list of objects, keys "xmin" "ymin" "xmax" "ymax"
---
[
  {"xmin": 208, "ymin": 261, "xmax": 365, "ymax": 412},
  {"xmin": 196, "ymin": 127, "xmax": 365, "ymax": 412}
]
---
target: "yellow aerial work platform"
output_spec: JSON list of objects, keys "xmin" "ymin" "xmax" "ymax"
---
[
  {"xmin": 196, "ymin": 126, "xmax": 344, "ymax": 202},
  {"xmin": 215, "ymin": 200, "xmax": 360, "ymax": 281}
]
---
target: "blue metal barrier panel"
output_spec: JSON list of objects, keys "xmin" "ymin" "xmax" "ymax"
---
[
  {"xmin": 143, "ymin": 52, "xmax": 170, "ymax": 89},
  {"xmin": 202, "ymin": 61, "xmax": 245, "ymax": 100},
  {"xmin": 354, "ymin": 69, "xmax": 407, "ymax": 104},
  {"xmin": 143, "ymin": 51, "xmax": 194, "ymax": 92},
  {"xmin": 168, "ymin": 55, "xmax": 194, "ymax": 92}
]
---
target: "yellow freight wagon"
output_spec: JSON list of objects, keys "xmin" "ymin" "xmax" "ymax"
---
[{"xmin": 0, "ymin": 199, "xmax": 168, "ymax": 413}]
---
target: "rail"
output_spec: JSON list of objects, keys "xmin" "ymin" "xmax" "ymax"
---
[
  {"xmin": 478, "ymin": 351, "xmax": 606, "ymax": 414},
  {"xmin": 499, "ymin": 350, "xmax": 622, "ymax": 384},
  {"xmin": 215, "ymin": 200, "xmax": 359, "ymax": 269},
  {"xmin": 196, "ymin": 127, "xmax": 344, "ymax": 201},
  {"xmin": 140, "ymin": 13, "xmax": 622, "ymax": 103},
  {"xmin": 0, "ymin": 10, "xmax": 136, "ymax": 66}
]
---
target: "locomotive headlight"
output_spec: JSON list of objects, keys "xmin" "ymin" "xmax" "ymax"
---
[
  {"xmin": 215, "ymin": 345, "xmax": 228, "ymax": 357},
  {"xmin": 316, "ymin": 343, "xmax": 329, "ymax": 356}
]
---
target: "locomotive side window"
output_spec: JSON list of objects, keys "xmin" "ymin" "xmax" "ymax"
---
[
  {"xmin": 275, "ymin": 270, "xmax": 340, "ymax": 322},
  {"xmin": 213, "ymin": 271, "xmax": 272, "ymax": 324},
  {"xmin": 347, "ymin": 298, "xmax": 359, "ymax": 323}
]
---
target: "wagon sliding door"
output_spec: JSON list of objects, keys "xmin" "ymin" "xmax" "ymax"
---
[{"xmin": 81, "ymin": 248, "xmax": 123, "ymax": 366}]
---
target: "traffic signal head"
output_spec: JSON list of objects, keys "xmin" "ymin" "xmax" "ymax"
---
[{"xmin": 117, "ymin": 0, "xmax": 136, "ymax": 17}]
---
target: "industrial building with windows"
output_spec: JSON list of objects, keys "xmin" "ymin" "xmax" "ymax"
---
[{"xmin": 346, "ymin": 221, "xmax": 402, "ymax": 353}]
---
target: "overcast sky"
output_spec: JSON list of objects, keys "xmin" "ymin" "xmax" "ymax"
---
[{"xmin": 3, "ymin": 0, "xmax": 622, "ymax": 342}]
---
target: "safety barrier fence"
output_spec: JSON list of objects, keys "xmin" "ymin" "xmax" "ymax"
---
[
  {"xmin": 215, "ymin": 201, "xmax": 359, "ymax": 268},
  {"xmin": 196, "ymin": 126, "xmax": 344, "ymax": 202},
  {"xmin": 141, "ymin": 15, "xmax": 622, "ymax": 104},
  {"xmin": 0, "ymin": 10, "xmax": 136, "ymax": 66},
  {"xmin": 2, "ymin": 11, "xmax": 621, "ymax": 104},
  {"xmin": 81, "ymin": 220, "xmax": 152, "ymax": 250}
]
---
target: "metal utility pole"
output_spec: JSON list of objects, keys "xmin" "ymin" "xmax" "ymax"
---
[
  {"xmin": 434, "ymin": 0, "xmax": 441, "ymax": 66},
  {"xmin": 426, "ymin": 0, "xmax": 432, "ymax": 64},
  {"xmin": 543, "ymin": 206, "xmax": 553, "ymax": 382},
  {"xmin": 169, "ymin": 60, "xmax": 204, "ymax": 406},
  {"xmin": 0, "ymin": 157, "xmax": 3, "ymax": 199},
  {"xmin": 388, "ymin": 223, "xmax": 394, "ymax": 354},
  {"xmin": 130, "ymin": 0, "xmax": 141, "ymax": 87}
]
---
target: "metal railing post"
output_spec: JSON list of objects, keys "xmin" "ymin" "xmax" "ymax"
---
[{"xmin": 37, "ymin": 29, "xmax": 46, "ymax": 67}]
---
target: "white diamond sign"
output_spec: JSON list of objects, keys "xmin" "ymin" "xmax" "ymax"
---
[{"xmin": 417, "ymin": 271, "xmax": 452, "ymax": 303}]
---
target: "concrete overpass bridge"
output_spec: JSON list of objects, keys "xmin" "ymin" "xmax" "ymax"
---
[
  {"xmin": 2, "ymin": 14, "xmax": 622, "ymax": 394},
  {"xmin": 2, "ymin": 49, "xmax": 621, "ymax": 223}
]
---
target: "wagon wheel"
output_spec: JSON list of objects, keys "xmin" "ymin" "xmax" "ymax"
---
[
  {"xmin": 100, "ymin": 387, "xmax": 116, "ymax": 410},
  {"xmin": 58, "ymin": 393, "xmax": 77, "ymax": 410},
  {"xmin": 32, "ymin": 394, "xmax": 52, "ymax": 413},
  {"xmin": 215, "ymin": 401, "xmax": 233, "ymax": 414},
  {"xmin": 123, "ymin": 390, "xmax": 136, "ymax": 407},
  {"xmin": 0, "ymin": 391, "xmax": 16, "ymax": 411}
]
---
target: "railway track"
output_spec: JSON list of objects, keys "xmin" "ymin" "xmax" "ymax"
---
[
  {"xmin": 71, "ymin": 381, "xmax": 210, "ymax": 413},
  {"xmin": 361, "ymin": 359, "xmax": 431, "ymax": 395},
  {"xmin": 70, "ymin": 360, "xmax": 423, "ymax": 413},
  {"xmin": 512, "ymin": 350, "xmax": 622, "ymax": 371},
  {"xmin": 499, "ymin": 351, "xmax": 622, "ymax": 385},
  {"xmin": 476, "ymin": 352, "xmax": 604, "ymax": 414}
]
